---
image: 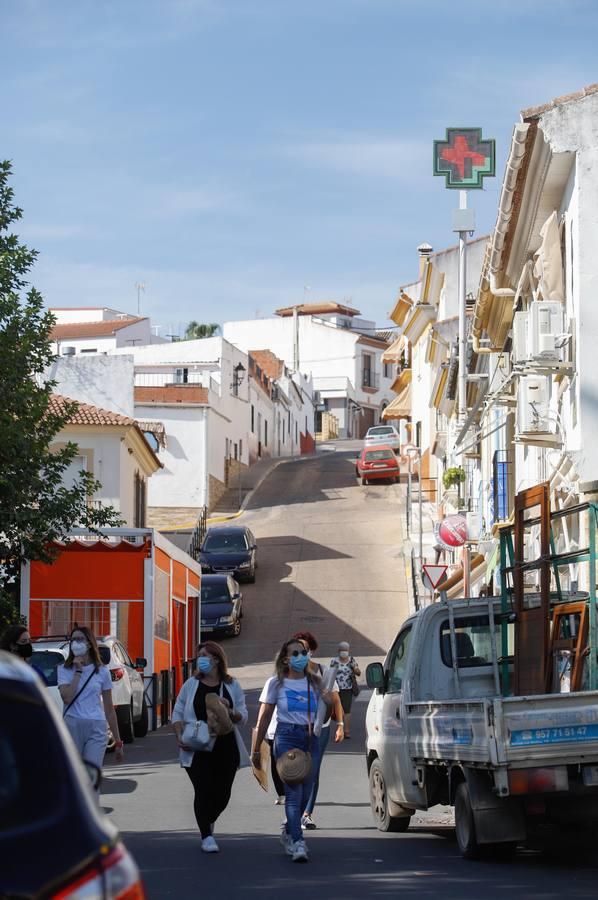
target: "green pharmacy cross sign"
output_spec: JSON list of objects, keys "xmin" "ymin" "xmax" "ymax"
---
[{"xmin": 433, "ymin": 128, "xmax": 495, "ymax": 189}]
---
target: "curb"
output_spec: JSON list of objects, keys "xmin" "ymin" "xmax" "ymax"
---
[
  {"xmin": 211, "ymin": 453, "xmax": 307, "ymax": 521},
  {"xmin": 157, "ymin": 453, "xmax": 316, "ymax": 530}
]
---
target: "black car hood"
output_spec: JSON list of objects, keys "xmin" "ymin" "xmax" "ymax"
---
[
  {"xmin": 201, "ymin": 601, "xmax": 234, "ymax": 621},
  {"xmin": 201, "ymin": 550, "xmax": 250, "ymax": 568}
]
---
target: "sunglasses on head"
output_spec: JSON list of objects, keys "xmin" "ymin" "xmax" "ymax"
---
[{"xmin": 288, "ymin": 648, "xmax": 308, "ymax": 657}]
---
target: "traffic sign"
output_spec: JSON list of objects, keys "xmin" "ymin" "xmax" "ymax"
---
[{"xmin": 422, "ymin": 564, "xmax": 449, "ymax": 591}]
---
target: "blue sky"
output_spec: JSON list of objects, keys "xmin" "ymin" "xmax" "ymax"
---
[{"xmin": 2, "ymin": 0, "xmax": 597, "ymax": 334}]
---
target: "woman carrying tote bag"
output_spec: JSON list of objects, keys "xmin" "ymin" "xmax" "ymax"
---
[
  {"xmin": 252, "ymin": 638, "xmax": 332, "ymax": 863},
  {"xmin": 172, "ymin": 641, "xmax": 250, "ymax": 853}
]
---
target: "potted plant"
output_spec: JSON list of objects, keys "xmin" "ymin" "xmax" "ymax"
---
[{"xmin": 442, "ymin": 466, "xmax": 466, "ymax": 507}]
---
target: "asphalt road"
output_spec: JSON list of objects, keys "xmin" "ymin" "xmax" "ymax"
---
[{"xmin": 103, "ymin": 444, "xmax": 598, "ymax": 898}]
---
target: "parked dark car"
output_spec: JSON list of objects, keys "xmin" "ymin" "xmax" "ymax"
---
[
  {"xmin": 199, "ymin": 525, "xmax": 258, "ymax": 582},
  {"xmin": 0, "ymin": 651, "xmax": 145, "ymax": 898},
  {"xmin": 200, "ymin": 574, "xmax": 243, "ymax": 637}
]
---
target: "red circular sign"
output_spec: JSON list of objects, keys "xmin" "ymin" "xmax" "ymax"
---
[{"xmin": 438, "ymin": 515, "xmax": 468, "ymax": 548}]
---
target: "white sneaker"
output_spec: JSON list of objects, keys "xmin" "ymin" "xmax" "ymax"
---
[
  {"xmin": 275, "ymin": 795, "xmax": 285, "ymax": 805},
  {"xmin": 291, "ymin": 839, "xmax": 309, "ymax": 863},
  {"xmin": 201, "ymin": 835, "xmax": 219, "ymax": 853},
  {"xmin": 280, "ymin": 826, "xmax": 293, "ymax": 856}
]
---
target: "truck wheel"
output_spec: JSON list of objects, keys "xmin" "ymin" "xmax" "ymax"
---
[
  {"xmin": 117, "ymin": 703, "xmax": 135, "ymax": 744},
  {"xmin": 369, "ymin": 759, "xmax": 411, "ymax": 833},
  {"xmin": 133, "ymin": 698, "xmax": 149, "ymax": 738},
  {"xmin": 455, "ymin": 782, "xmax": 481, "ymax": 859}
]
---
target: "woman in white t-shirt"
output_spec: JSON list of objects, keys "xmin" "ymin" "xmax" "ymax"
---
[
  {"xmin": 252, "ymin": 639, "xmax": 332, "ymax": 863},
  {"xmin": 57, "ymin": 626, "xmax": 124, "ymax": 770}
]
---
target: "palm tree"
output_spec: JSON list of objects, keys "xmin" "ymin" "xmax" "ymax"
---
[{"xmin": 184, "ymin": 321, "xmax": 219, "ymax": 340}]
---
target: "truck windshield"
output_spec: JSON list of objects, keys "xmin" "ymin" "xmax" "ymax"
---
[{"xmin": 440, "ymin": 615, "xmax": 513, "ymax": 668}]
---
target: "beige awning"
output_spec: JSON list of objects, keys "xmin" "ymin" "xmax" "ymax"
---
[
  {"xmin": 390, "ymin": 367, "xmax": 411, "ymax": 395},
  {"xmin": 402, "ymin": 304, "xmax": 436, "ymax": 345},
  {"xmin": 137, "ymin": 419, "xmax": 167, "ymax": 448},
  {"xmin": 382, "ymin": 334, "xmax": 406, "ymax": 363},
  {"xmin": 389, "ymin": 292, "xmax": 414, "ymax": 327},
  {"xmin": 431, "ymin": 366, "xmax": 449, "ymax": 410},
  {"xmin": 533, "ymin": 210, "xmax": 564, "ymax": 301},
  {"xmin": 381, "ymin": 382, "xmax": 411, "ymax": 420}
]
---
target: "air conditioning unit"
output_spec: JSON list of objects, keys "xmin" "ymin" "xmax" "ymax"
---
[
  {"xmin": 512, "ymin": 310, "xmax": 530, "ymax": 365},
  {"xmin": 517, "ymin": 375, "xmax": 551, "ymax": 434},
  {"xmin": 528, "ymin": 301, "xmax": 564, "ymax": 363}
]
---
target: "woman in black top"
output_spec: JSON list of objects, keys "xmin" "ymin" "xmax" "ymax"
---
[{"xmin": 172, "ymin": 641, "xmax": 249, "ymax": 853}]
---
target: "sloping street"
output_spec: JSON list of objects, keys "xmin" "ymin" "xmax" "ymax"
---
[{"xmin": 102, "ymin": 446, "xmax": 598, "ymax": 898}]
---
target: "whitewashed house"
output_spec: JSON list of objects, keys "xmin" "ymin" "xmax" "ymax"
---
[
  {"xmin": 224, "ymin": 302, "xmax": 394, "ymax": 439},
  {"xmin": 49, "ymin": 394, "xmax": 161, "ymax": 527},
  {"xmin": 50, "ymin": 306, "xmax": 165, "ymax": 356},
  {"xmin": 110, "ymin": 337, "xmax": 251, "ymax": 523},
  {"xmin": 443, "ymin": 82, "xmax": 598, "ymax": 597},
  {"xmin": 248, "ymin": 350, "xmax": 314, "ymax": 463}
]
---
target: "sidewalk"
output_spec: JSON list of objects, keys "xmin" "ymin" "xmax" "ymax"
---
[{"xmin": 210, "ymin": 452, "xmax": 310, "ymax": 518}]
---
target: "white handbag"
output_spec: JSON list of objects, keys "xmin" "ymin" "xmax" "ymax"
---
[
  {"xmin": 182, "ymin": 719, "xmax": 216, "ymax": 752},
  {"xmin": 181, "ymin": 683, "xmax": 224, "ymax": 752}
]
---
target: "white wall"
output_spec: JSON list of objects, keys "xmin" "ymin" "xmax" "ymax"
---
[
  {"xmin": 224, "ymin": 317, "xmax": 394, "ymax": 438},
  {"xmin": 134, "ymin": 403, "xmax": 208, "ymax": 509},
  {"xmin": 45, "ymin": 355, "xmax": 135, "ymax": 417},
  {"xmin": 51, "ymin": 307, "xmax": 128, "ymax": 324}
]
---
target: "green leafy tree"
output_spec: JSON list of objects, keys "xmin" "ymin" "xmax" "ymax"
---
[
  {"xmin": 0, "ymin": 161, "xmax": 122, "ymax": 631},
  {"xmin": 184, "ymin": 321, "xmax": 219, "ymax": 340}
]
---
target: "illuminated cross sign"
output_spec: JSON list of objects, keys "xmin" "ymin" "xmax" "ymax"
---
[{"xmin": 433, "ymin": 128, "xmax": 495, "ymax": 189}]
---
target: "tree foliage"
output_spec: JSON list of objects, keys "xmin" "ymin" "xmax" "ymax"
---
[
  {"xmin": 184, "ymin": 321, "xmax": 219, "ymax": 340},
  {"xmin": 0, "ymin": 161, "xmax": 122, "ymax": 629}
]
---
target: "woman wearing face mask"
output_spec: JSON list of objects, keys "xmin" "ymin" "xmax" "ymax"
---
[
  {"xmin": 252, "ymin": 639, "xmax": 332, "ymax": 863},
  {"xmin": 172, "ymin": 641, "xmax": 249, "ymax": 853},
  {"xmin": 57, "ymin": 625, "xmax": 124, "ymax": 770},
  {"xmin": 0, "ymin": 625, "xmax": 47, "ymax": 682},
  {"xmin": 291, "ymin": 631, "xmax": 344, "ymax": 831},
  {"xmin": 331, "ymin": 642, "xmax": 361, "ymax": 739}
]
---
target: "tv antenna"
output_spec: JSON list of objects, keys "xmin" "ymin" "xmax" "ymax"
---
[{"xmin": 135, "ymin": 281, "xmax": 146, "ymax": 315}]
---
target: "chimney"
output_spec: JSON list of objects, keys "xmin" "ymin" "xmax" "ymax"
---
[{"xmin": 417, "ymin": 242, "xmax": 433, "ymax": 279}]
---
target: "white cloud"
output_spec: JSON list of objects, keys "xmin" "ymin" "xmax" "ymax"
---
[
  {"xmin": 282, "ymin": 135, "xmax": 430, "ymax": 181},
  {"xmin": 157, "ymin": 186, "xmax": 245, "ymax": 217},
  {"xmin": 19, "ymin": 223, "xmax": 90, "ymax": 241}
]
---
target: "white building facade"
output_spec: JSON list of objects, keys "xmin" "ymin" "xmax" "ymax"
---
[{"xmin": 224, "ymin": 302, "xmax": 394, "ymax": 439}]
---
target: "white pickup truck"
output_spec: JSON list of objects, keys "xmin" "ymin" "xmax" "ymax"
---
[{"xmin": 365, "ymin": 596, "xmax": 598, "ymax": 858}]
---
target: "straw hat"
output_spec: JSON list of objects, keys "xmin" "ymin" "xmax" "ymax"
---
[{"xmin": 205, "ymin": 693, "xmax": 234, "ymax": 736}]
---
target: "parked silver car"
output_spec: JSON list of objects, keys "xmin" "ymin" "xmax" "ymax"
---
[{"xmin": 364, "ymin": 425, "xmax": 400, "ymax": 451}]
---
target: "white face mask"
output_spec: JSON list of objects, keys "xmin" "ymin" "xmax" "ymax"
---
[
  {"xmin": 339, "ymin": 650, "xmax": 349, "ymax": 659},
  {"xmin": 71, "ymin": 640, "xmax": 88, "ymax": 657}
]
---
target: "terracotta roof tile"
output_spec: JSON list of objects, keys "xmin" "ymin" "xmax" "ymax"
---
[
  {"xmin": 522, "ymin": 82, "xmax": 598, "ymax": 120},
  {"xmin": 134, "ymin": 385, "xmax": 208, "ymax": 404},
  {"xmin": 49, "ymin": 394, "xmax": 137, "ymax": 426},
  {"xmin": 51, "ymin": 317, "xmax": 146, "ymax": 340},
  {"xmin": 249, "ymin": 350, "xmax": 284, "ymax": 380}
]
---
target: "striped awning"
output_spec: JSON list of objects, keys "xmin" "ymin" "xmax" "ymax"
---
[
  {"xmin": 381, "ymin": 382, "xmax": 411, "ymax": 420},
  {"xmin": 382, "ymin": 334, "xmax": 406, "ymax": 363},
  {"xmin": 137, "ymin": 420, "xmax": 167, "ymax": 448}
]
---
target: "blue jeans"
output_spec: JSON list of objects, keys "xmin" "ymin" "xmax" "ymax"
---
[
  {"xmin": 304, "ymin": 724, "xmax": 330, "ymax": 815},
  {"xmin": 274, "ymin": 723, "xmax": 321, "ymax": 842}
]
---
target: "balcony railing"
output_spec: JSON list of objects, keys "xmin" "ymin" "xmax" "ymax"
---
[{"xmin": 361, "ymin": 370, "xmax": 379, "ymax": 390}]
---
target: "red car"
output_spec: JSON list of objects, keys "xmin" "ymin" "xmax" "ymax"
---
[{"xmin": 356, "ymin": 444, "xmax": 400, "ymax": 485}]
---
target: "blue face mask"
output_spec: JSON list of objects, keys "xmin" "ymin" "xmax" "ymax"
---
[
  {"xmin": 289, "ymin": 653, "xmax": 309, "ymax": 673},
  {"xmin": 197, "ymin": 657, "xmax": 213, "ymax": 673}
]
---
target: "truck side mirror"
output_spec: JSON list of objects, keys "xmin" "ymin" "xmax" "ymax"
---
[
  {"xmin": 135, "ymin": 657, "xmax": 148, "ymax": 669},
  {"xmin": 366, "ymin": 662, "xmax": 385, "ymax": 693}
]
